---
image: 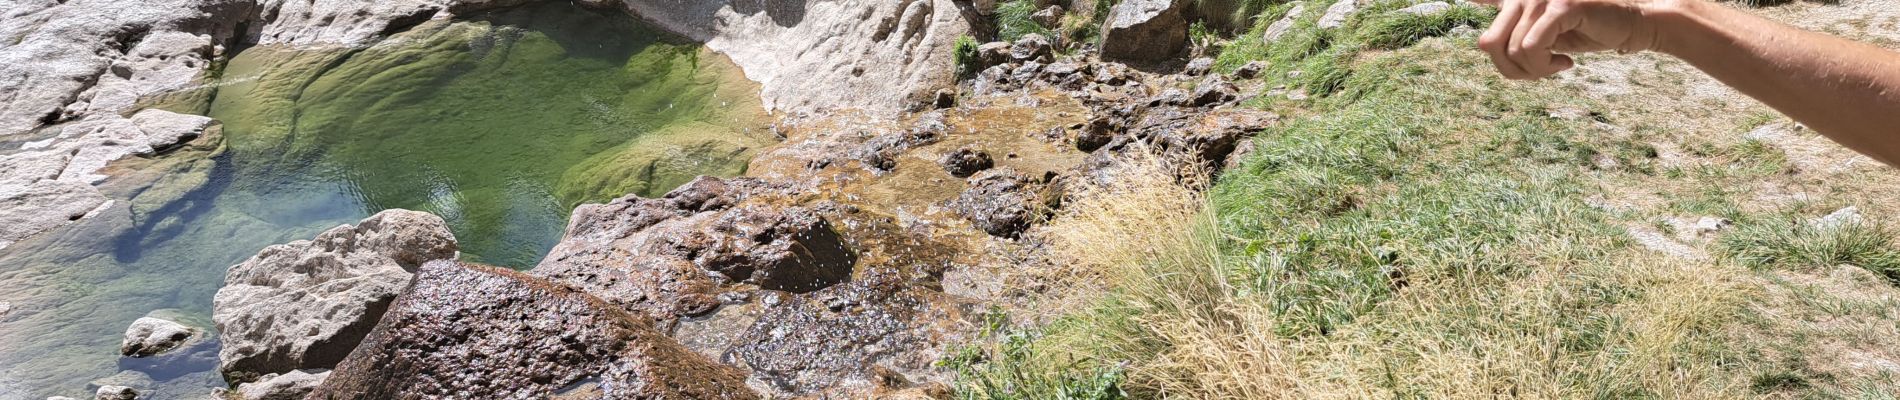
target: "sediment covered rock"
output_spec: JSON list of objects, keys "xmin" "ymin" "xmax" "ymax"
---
[
  {"xmin": 311, "ymin": 261, "xmax": 758, "ymax": 399},
  {"xmin": 212, "ymin": 209, "xmax": 458, "ymax": 384}
]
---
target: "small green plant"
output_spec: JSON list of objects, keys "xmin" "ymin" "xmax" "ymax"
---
[{"xmin": 954, "ymin": 34, "xmax": 982, "ymax": 78}]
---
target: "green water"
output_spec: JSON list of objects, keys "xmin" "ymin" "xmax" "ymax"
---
[{"xmin": 0, "ymin": 3, "xmax": 771, "ymax": 398}]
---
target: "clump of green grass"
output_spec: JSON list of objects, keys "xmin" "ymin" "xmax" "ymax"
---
[
  {"xmin": 1720, "ymin": 215, "xmax": 1900, "ymax": 282},
  {"xmin": 997, "ymin": 0, "xmax": 1052, "ymax": 42},
  {"xmin": 1356, "ymin": 3, "xmax": 1494, "ymax": 49},
  {"xmin": 954, "ymin": 34, "xmax": 982, "ymax": 78},
  {"xmin": 941, "ymin": 310, "xmax": 1129, "ymax": 400}
]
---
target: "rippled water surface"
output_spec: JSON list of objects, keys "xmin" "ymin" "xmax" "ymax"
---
[{"xmin": 0, "ymin": 3, "xmax": 770, "ymax": 398}]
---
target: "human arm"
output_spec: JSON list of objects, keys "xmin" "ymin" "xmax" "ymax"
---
[{"xmin": 1476, "ymin": 0, "xmax": 1900, "ymax": 167}]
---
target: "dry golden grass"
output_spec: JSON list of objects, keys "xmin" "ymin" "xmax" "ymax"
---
[{"xmin": 1026, "ymin": 152, "xmax": 1760, "ymax": 398}]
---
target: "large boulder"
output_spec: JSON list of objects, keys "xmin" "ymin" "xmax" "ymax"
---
[
  {"xmin": 119, "ymin": 317, "xmax": 199, "ymax": 358},
  {"xmin": 1100, "ymin": 0, "xmax": 1188, "ymax": 61},
  {"xmin": 212, "ymin": 209, "xmax": 458, "ymax": 384},
  {"xmin": 534, "ymin": 176, "xmax": 858, "ymax": 324},
  {"xmin": 310, "ymin": 261, "xmax": 758, "ymax": 399},
  {"xmin": 620, "ymin": 0, "xmax": 975, "ymax": 114}
]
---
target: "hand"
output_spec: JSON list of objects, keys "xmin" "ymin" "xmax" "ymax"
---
[{"xmin": 1473, "ymin": 0, "xmax": 1671, "ymax": 79}]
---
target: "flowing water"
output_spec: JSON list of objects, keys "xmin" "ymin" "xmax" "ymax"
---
[{"xmin": 0, "ymin": 3, "xmax": 772, "ymax": 398}]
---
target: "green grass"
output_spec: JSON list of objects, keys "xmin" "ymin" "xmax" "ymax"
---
[
  {"xmin": 955, "ymin": 34, "xmax": 982, "ymax": 77},
  {"xmin": 1720, "ymin": 216, "xmax": 1900, "ymax": 282},
  {"xmin": 948, "ymin": 0, "xmax": 1900, "ymax": 397},
  {"xmin": 997, "ymin": 0, "xmax": 1052, "ymax": 42},
  {"xmin": 1356, "ymin": 2, "xmax": 1494, "ymax": 49},
  {"xmin": 1213, "ymin": 0, "xmax": 1491, "ymax": 97},
  {"xmin": 941, "ymin": 310, "xmax": 1129, "ymax": 400}
]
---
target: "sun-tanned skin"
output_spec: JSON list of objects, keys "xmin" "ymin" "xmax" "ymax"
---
[{"xmin": 1476, "ymin": 0, "xmax": 1900, "ymax": 167}]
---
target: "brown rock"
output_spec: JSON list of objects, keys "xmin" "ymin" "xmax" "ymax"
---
[
  {"xmin": 310, "ymin": 261, "xmax": 758, "ymax": 400},
  {"xmin": 948, "ymin": 168, "xmax": 1053, "ymax": 239},
  {"xmin": 939, "ymin": 147, "xmax": 995, "ymax": 178}
]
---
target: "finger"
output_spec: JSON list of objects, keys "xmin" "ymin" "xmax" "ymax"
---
[
  {"xmin": 1523, "ymin": 0, "xmax": 1579, "ymax": 51},
  {"xmin": 1480, "ymin": 2, "xmax": 1530, "ymax": 78},
  {"xmin": 1509, "ymin": 3, "xmax": 1554, "ymax": 78},
  {"xmin": 1551, "ymin": 53, "xmax": 1575, "ymax": 73}
]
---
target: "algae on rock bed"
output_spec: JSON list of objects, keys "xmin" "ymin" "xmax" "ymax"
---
[
  {"xmin": 0, "ymin": 3, "xmax": 771, "ymax": 398},
  {"xmin": 208, "ymin": 2, "xmax": 773, "ymax": 266}
]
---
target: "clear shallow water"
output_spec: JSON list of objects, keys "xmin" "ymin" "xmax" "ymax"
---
[{"xmin": 0, "ymin": 3, "xmax": 770, "ymax": 398}]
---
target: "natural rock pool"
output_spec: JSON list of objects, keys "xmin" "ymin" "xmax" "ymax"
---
[{"xmin": 0, "ymin": 2, "xmax": 771, "ymax": 397}]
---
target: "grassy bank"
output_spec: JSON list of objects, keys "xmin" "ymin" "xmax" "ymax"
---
[{"xmin": 947, "ymin": 0, "xmax": 1900, "ymax": 398}]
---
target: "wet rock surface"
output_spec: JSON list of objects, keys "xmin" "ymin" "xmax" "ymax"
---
[
  {"xmin": 941, "ymin": 147, "xmax": 997, "ymax": 178},
  {"xmin": 950, "ymin": 168, "xmax": 1057, "ymax": 239},
  {"xmin": 311, "ymin": 261, "xmax": 757, "ymax": 399},
  {"xmin": 212, "ymin": 210, "xmax": 458, "ymax": 384},
  {"xmin": 727, "ymin": 270, "xmax": 960, "ymax": 396}
]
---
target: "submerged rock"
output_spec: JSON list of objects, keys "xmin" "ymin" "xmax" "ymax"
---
[
  {"xmin": 1101, "ymin": 0, "xmax": 1188, "ymax": 61},
  {"xmin": 119, "ymin": 317, "xmax": 199, "ymax": 358},
  {"xmin": 212, "ymin": 210, "xmax": 458, "ymax": 384},
  {"xmin": 311, "ymin": 261, "xmax": 757, "ymax": 399}
]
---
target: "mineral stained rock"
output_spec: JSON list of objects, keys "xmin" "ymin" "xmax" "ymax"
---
[
  {"xmin": 310, "ymin": 261, "xmax": 758, "ymax": 400},
  {"xmin": 212, "ymin": 209, "xmax": 458, "ymax": 384}
]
